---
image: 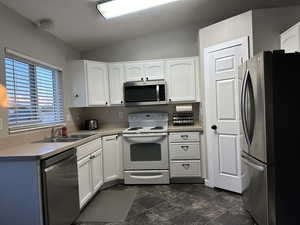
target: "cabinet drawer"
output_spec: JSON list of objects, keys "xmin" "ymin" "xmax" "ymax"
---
[
  {"xmin": 124, "ymin": 170, "xmax": 169, "ymax": 184},
  {"xmin": 170, "ymin": 143, "xmax": 200, "ymax": 160},
  {"xmin": 170, "ymin": 160, "xmax": 201, "ymax": 177},
  {"xmin": 77, "ymin": 138, "xmax": 102, "ymax": 160},
  {"xmin": 169, "ymin": 132, "xmax": 199, "ymax": 142}
]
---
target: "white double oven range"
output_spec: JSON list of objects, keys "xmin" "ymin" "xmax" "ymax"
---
[{"xmin": 123, "ymin": 112, "xmax": 170, "ymax": 184}]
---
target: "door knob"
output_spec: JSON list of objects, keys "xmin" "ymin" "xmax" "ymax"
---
[{"xmin": 211, "ymin": 125, "xmax": 217, "ymax": 130}]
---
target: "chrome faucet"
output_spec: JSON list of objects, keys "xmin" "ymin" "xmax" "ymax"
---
[{"xmin": 51, "ymin": 127, "xmax": 63, "ymax": 139}]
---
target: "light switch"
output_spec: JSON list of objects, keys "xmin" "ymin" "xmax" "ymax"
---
[{"xmin": 0, "ymin": 118, "xmax": 3, "ymax": 130}]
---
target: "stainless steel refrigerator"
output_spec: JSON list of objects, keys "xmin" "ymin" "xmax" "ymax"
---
[{"xmin": 240, "ymin": 51, "xmax": 299, "ymax": 225}]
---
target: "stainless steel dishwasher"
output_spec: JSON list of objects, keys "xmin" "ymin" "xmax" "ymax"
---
[{"xmin": 41, "ymin": 148, "xmax": 80, "ymax": 225}]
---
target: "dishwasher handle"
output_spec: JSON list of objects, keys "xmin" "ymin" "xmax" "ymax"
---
[{"xmin": 44, "ymin": 155, "xmax": 76, "ymax": 173}]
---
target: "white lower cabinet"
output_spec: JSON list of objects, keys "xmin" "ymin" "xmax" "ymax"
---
[
  {"xmin": 170, "ymin": 160, "xmax": 201, "ymax": 177},
  {"xmin": 77, "ymin": 138, "xmax": 103, "ymax": 209},
  {"xmin": 169, "ymin": 132, "xmax": 202, "ymax": 178},
  {"xmin": 103, "ymin": 135, "xmax": 122, "ymax": 182},
  {"xmin": 91, "ymin": 150, "xmax": 104, "ymax": 192},
  {"xmin": 78, "ymin": 155, "xmax": 93, "ymax": 208}
]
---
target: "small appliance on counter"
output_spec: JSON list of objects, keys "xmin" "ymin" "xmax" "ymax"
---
[
  {"xmin": 83, "ymin": 119, "xmax": 99, "ymax": 130},
  {"xmin": 172, "ymin": 105, "xmax": 194, "ymax": 126}
]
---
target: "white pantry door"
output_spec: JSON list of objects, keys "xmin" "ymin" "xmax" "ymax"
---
[{"xmin": 204, "ymin": 37, "xmax": 249, "ymax": 193}]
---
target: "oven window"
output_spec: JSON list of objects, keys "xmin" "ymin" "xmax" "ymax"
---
[
  {"xmin": 125, "ymin": 85, "xmax": 157, "ymax": 102},
  {"xmin": 130, "ymin": 143, "xmax": 162, "ymax": 161}
]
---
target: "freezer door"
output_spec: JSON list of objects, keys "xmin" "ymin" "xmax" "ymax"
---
[{"xmin": 242, "ymin": 153, "xmax": 268, "ymax": 225}]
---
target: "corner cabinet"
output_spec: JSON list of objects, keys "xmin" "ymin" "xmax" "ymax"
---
[
  {"xmin": 108, "ymin": 63, "xmax": 125, "ymax": 106},
  {"xmin": 70, "ymin": 60, "xmax": 110, "ymax": 107},
  {"xmin": 102, "ymin": 135, "xmax": 122, "ymax": 182},
  {"xmin": 166, "ymin": 57, "xmax": 199, "ymax": 103},
  {"xmin": 281, "ymin": 22, "xmax": 300, "ymax": 53}
]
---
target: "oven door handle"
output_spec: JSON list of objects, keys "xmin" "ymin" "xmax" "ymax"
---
[{"xmin": 123, "ymin": 133, "xmax": 168, "ymax": 138}]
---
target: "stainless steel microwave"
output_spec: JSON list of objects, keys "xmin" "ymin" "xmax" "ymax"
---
[{"xmin": 124, "ymin": 80, "xmax": 167, "ymax": 106}]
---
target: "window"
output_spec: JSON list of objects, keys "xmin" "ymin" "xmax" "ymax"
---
[{"xmin": 4, "ymin": 56, "xmax": 64, "ymax": 132}]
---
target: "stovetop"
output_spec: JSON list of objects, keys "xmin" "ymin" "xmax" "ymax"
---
[
  {"xmin": 123, "ymin": 112, "xmax": 169, "ymax": 134},
  {"xmin": 123, "ymin": 126, "xmax": 167, "ymax": 134}
]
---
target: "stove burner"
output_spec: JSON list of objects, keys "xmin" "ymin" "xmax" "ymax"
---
[
  {"xmin": 128, "ymin": 127, "xmax": 142, "ymax": 131},
  {"xmin": 151, "ymin": 126, "xmax": 164, "ymax": 130}
]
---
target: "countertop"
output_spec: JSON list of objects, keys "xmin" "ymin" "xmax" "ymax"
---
[
  {"xmin": 0, "ymin": 123, "xmax": 203, "ymax": 159},
  {"xmin": 0, "ymin": 128, "xmax": 125, "ymax": 160},
  {"xmin": 168, "ymin": 122, "xmax": 203, "ymax": 132}
]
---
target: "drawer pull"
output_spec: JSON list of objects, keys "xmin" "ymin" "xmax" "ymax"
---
[
  {"xmin": 182, "ymin": 164, "xmax": 190, "ymax": 170},
  {"xmin": 181, "ymin": 146, "xmax": 189, "ymax": 151},
  {"xmin": 181, "ymin": 135, "xmax": 189, "ymax": 140}
]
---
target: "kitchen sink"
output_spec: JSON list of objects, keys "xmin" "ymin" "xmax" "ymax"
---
[{"xmin": 36, "ymin": 134, "xmax": 96, "ymax": 143}]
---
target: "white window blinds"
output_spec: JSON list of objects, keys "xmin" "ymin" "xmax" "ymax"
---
[{"xmin": 4, "ymin": 55, "xmax": 64, "ymax": 132}]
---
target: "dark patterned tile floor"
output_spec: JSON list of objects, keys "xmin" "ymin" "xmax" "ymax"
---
[{"xmin": 74, "ymin": 184, "xmax": 255, "ymax": 225}]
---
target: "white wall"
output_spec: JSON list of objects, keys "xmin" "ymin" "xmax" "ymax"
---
[
  {"xmin": 81, "ymin": 25, "xmax": 200, "ymax": 62},
  {"xmin": 0, "ymin": 2, "xmax": 80, "ymax": 137},
  {"xmin": 252, "ymin": 5, "xmax": 300, "ymax": 54},
  {"xmin": 198, "ymin": 10, "xmax": 253, "ymax": 180}
]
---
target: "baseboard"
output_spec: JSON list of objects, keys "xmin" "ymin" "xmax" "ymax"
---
[{"xmin": 170, "ymin": 177, "xmax": 204, "ymax": 184}]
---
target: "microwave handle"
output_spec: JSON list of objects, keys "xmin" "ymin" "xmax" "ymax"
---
[{"xmin": 156, "ymin": 84, "xmax": 160, "ymax": 102}]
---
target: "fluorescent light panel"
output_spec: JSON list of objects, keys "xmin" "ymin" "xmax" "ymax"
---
[{"xmin": 97, "ymin": 0, "xmax": 180, "ymax": 19}]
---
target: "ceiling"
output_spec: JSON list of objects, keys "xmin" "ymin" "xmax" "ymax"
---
[{"xmin": 1, "ymin": 0, "xmax": 300, "ymax": 51}]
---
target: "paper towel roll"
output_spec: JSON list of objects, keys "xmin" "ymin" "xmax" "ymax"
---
[{"xmin": 176, "ymin": 105, "xmax": 193, "ymax": 112}]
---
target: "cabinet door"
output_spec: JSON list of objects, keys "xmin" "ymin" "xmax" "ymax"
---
[
  {"xmin": 70, "ymin": 61, "xmax": 87, "ymax": 107},
  {"xmin": 281, "ymin": 25, "xmax": 300, "ymax": 53},
  {"xmin": 166, "ymin": 58, "xmax": 197, "ymax": 102},
  {"xmin": 103, "ymin": 135, "xmax": 119, "ymax": 182},
  {"xmin": 91, "ymin": 149, "xmax": 104, "ymax": 193},
  {"xmin": 77, "ymin": 155, "xmax": 92, "ymax": 208},
  {"xmin": 144, "ymin": 61, "xmax": 165, "ymax": 80},
  {"xmin": 86, "ymin": 61, "xmax": 109, "ymax": 106},
  {"xmin": 109, "ymin": 64, "xmax": 125, "ymax": 105},
  {"xmin": 125, "ymin": 63, "xmax": 144, "ymax": 82}
]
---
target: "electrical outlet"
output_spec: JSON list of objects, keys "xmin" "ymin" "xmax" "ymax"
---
[
  {"xmin": 118, "ymin": 112, "xmax": 124, "ymax": 120},
  {"xmin": 0, "ymin": 118, "xmax": 3, "ymax": 130}
]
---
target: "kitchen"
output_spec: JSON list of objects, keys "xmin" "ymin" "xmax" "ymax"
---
[{"xmin": 0, "ymin": 0, "xmax": 300, "ymax": 225}]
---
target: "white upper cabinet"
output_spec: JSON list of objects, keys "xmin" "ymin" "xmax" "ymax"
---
[
  {"xmin": 86, "ymin": 61, "xmax": 109, "ymax": 106},
  {"xmin": 108, "ymin": 63, "xmax": 125, "ymax": 105},
  {"xmin": 125, "ymin": 63, "xmax": 144, "ymax": 82},
  {"xmin": 281, "ymin": 22, "xmax": 300, "ymax": 53},
  {"xmin": 70, "ymin": 60, "xmax": 109, "ymax": 107},
  {"xmin": 166, "ymin": 58, "xmax": 198, "ymax": 102},
  {"xmin": 125, "ymin": 60, "xmax": 165, "ymax": 82},
  {"xmin": 144, "ymin": 61, "xmax": 165, "ymax": 81}
]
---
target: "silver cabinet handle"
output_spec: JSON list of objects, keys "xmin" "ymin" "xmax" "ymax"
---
[
  {"xmin": 181, "ymin": 135, "xmax": 189, "ymax": 140},
  {"xmin": 182, "ymin": 164, "xmax": 190, "ymax": 170},
  {"xmin": 181, "ymin": 146, "xmax": 189, "ymax": 151}
]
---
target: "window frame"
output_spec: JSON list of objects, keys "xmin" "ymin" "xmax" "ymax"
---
[{"xmin": 4, "ymin": 50, "xmax": 65, "ymax": 133}]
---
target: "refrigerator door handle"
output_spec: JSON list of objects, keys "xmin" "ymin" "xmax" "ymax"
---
[
  {"xmin": 242, "ymin": 155, "xmax": 265, "ymax": 172},
  {"xmin": 241, "ymin": 70, "xmax": 250, "ymax": 145}
]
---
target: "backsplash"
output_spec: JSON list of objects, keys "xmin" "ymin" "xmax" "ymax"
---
[{"xmin": 71, "ymin": 103, "xmax": 201, "ymax": 130}]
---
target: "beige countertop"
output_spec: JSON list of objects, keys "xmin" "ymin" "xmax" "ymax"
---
[
  {"xmin": 168, "ymin": 122, "xmax": 203, "ymax": 132},
  {"xmin": 0, "ymin": 123, "xmax": 203, "ymax": 160},
  {"xmin": 0, "ymin": 128, "xmax": 125, "ymax": 160}
]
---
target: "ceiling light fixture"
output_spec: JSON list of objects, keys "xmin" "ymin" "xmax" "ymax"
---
[{"xmin": 97, "ymin": 0, "xmax": 181, "ymax": 19}]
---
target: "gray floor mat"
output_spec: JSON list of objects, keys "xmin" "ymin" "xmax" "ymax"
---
[{"xmin": 77, "ymin": 189, "xmax": 137, "ymax": 222}]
